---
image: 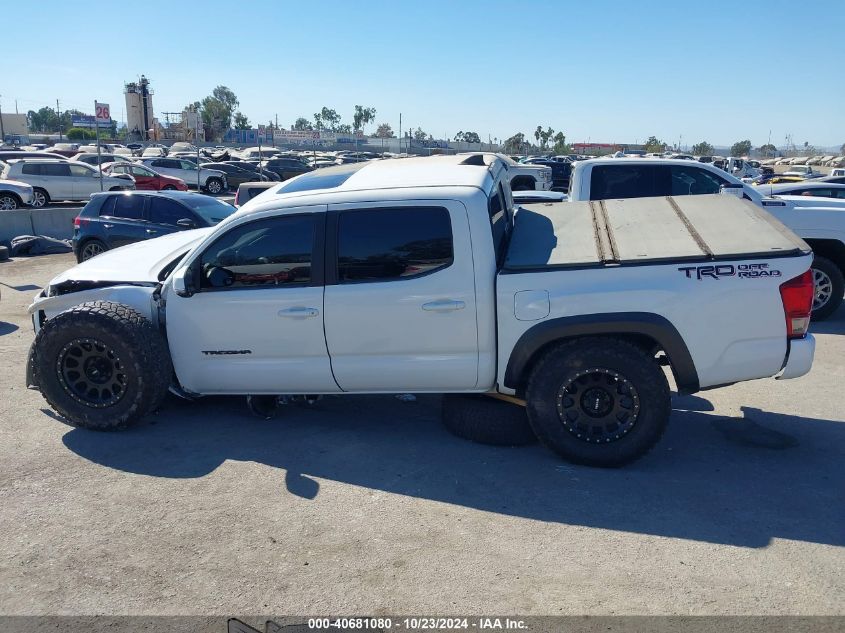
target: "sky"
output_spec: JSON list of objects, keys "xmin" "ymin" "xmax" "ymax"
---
[{"xmin": 3, "ymin": 0, "xmax": 844, "ymax": 150}]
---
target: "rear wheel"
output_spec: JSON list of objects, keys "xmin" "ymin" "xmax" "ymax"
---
[
  {"xmin": 78, "ymin": 239, "xmax": 107, "ymax": 262},
  {"xmin": 31, "ymin": 188, "xmax": 49, "ymax": 208},
  {"xmin": 31, "ymin": 301, "xmax": 172, "ymax": 430},
  {"xmin": 810, "ymin": 256, "xmax": 844, "ymax": 321},
  {"xmin": 442, "ymin": 394, "xmax": 536, "ymax": 446},
  {"xmin": 525, "ymin": 337, "xmax": 670, "ymax": 467}
]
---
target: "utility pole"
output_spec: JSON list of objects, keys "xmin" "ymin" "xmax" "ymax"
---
[
  {"xmin": 399, "ymin": 113, "xmax": 402, "ymax": 154},
  {"xmin": 56, "ymin": 99, "xmax": 62, "ymax": 141},
  {"xmin": 0, "ymin": 94, "xmax": 5, "ymax": 141}
]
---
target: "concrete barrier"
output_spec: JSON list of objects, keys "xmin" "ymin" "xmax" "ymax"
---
[
  {"xmin": 0, "ymin": 208, "xmax": 77, "ymax": 244},
  {"xmin": 30, "ymin": 208, "xmax": 79, "ymax": 240},
  {"xmin": 0, "ymin": 210, "xmax": 35, "ymax": 245}
]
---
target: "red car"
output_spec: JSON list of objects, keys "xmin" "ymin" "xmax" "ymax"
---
[{"xmin": 101, "ymin": 162, "xmax": 188, "ymax": 191}]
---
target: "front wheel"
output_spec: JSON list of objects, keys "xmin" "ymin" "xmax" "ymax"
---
[
  {"xmin": 162, "ymin": 185, "xmax": 177, "ymax": 191},
  {"xmin": 205, "ymin": 178, "xmax": 223, "ymax": 194},
  {"xmin": 0, "ymin": 193, "xmax": 20, "ymax": 209},
  {"xmin": 525, "ymin": 337, "xmax": 670, "ymax": 467},
  {"xmin": 31, "ymin": 301, "xmax": 172, "ymax": 430},
  {"xmin": 810, "ymin": 256, "xmax": 844, "ymax": 321}
]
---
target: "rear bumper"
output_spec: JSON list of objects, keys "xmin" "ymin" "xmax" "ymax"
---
[{"xmin": 777, "ymin": 334, "xmax": 815, "ymax": 380}]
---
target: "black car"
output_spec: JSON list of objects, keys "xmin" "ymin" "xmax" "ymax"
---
[
  {"xmin": 72, "ymin": 190, "xmax": 236, "ymax": 262},
  {"xmin": 524, "ymin": 159, "xmax": 572, "ymax": 191},
  {"xmin": 202, "ymin": 162, "xmax": 272, "ymax": 186},
  {"xmin": 232, "ymin": 161, "xmax": 280, "ymax": 181},
  {"xmin": 260, "ymin": 156, "xmax": 313, "ymax": 181}
]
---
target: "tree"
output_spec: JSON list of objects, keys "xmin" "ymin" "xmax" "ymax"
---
[
  {"xmin": 314, "ymin": 107, "xmax": 341, "ymax": 131},
  {"xmin": 758, "ymin": 143, "xmax": 777, "ymax": 157},
  {"xmin": 375, "ymin": 123, "xmax": 394, "ymax": 138},
  {"xmin": 552, "ymin": 131, "xmax": 570, "ymax": 155},
  {"xmin": 336, "ymin": 124, "xmax": 352, "ymax": 134},
  {"xmin": 233, "ymin": 112, "xmax": 250, "ymax": 130},
  {"xmin": 691, "ymin": 141, "xmax": 714, "ymax": 156},
  {"xmin": 413, "ymin": 127, "xmax": 428, "ymax": 141},
  {"xmin": 293, "ymin": 117, "xmax": 313, "ymax": 131},
  {"xmin": 841, "ymin": 142, "xmax": 845, "ymax": 155},
  {"xmin": 533, "ymin": 126, "xmax": 554, "ymax": 151},
  {"xmin": 66, "ymin": 127, "xmax": 96, "ymax": 140},
  {"xmin": 730, "ymin": 139, "xmax": 752, "ymax": 157},
  {"xmin": 454, "ymin": 131, "xmax": 480, "ymax": 144},
  {"xmin": 644, "ymin": 136, "xmax": 666, "ymax": 153},
  {"xmin": 502, "ymin": 132, "xmax": 527, "ymax": 154},
  {"xmin": 353, "ymin": 105, "xmax": 377, "ymax": 133},
  {"xmin": 192, "ymin": 85, "xmax": 240, "ymax": 141}
]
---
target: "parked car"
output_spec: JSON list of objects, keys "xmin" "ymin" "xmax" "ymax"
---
[
  {"xmin": 141, "ymin": 147, "xmax": 167, "ymax": 158},
  {"xmin": 228, "ymin": 161, "xmax": 279, "ymax": 181},
  {"xmin": 101, "ymin": 162, "xmax": 188, "ymax": 191},
  {"xmin": 71, "ymin": 191, "xmax": 236, "ymax": 261},
  {"xmin": 69, "ymin": 153, "xmax": 134, "ymax": 167},
  {"xmin": 755, "ymin": 182, "xmax": 845, "ymax": 200},
  {"xmin": 783, "ymin": 164, "xmax": 820, "ymax": 178},
  {"xmin": 201, "ymin": 162, "xmax": 268, "ymax": 187},
  {"xmin": 0, "ymin": 175, "xmax": 35, "ymax": 209},
  {"xmin": 27, "ymin": 156, "xmax": 815, "ymax": 469},
  {"xmin": 566, "ymin": 157, "xmax": 845, "ymax": 319},
  {"xmin": 139, "ymin": 158, "xmax": 227, "ymax": 194},
  {"xmin": 260, "ymin": 156, "xmax": 313, "ymax": 181},
  {"xmin": 234, "ymin": 181, "xmax": 277, "ymax": 207},
  {"xmin": 48, "ymin": 143, "xmax": 80, "ymax": 158},
  {"xmin": 517, "ymin": 158, "xmax": 571, "ymax": 191},
  {"xmin": 0, "ymin": 150, "xmax": 67, "ymax": 162},
  {"xmin": 1, "ymin": 159, "xmax": 135, "ymax": 208}
]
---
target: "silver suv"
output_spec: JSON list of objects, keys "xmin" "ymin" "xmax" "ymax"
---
[{"xmin": 2, "ymin": 159, "xmax": 135, "ymax": 207}]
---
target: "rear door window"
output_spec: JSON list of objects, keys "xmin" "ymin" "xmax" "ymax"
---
[
  {"xmin": 336, "ymin": 207, "xmax": 453, "ymax": 282},
  {"xmin": 43, "ymin": 163, "xmax": 72, "ymax": 177},
  {"xmin": 105, "ymin": 194, "xmax": 145, "ymax": 220}
]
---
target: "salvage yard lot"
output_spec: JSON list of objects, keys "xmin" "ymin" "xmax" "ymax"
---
[{"xmin": 0, "ymin": 253, "xmax": 843, "ymax": 615}]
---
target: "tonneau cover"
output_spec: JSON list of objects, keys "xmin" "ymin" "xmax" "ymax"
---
[{"xmin": 504, "ymin": 194, "xmax": 809, "ymax": 270}]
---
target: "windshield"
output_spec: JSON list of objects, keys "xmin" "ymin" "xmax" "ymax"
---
[{"xmin": 180, "ymin": 197, "xmax": 237, "ymax": 224}]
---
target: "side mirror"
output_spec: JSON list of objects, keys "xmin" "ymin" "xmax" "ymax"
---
[
  {"xmin": 177, "ymin": 218, "xmax": 197, "ymax": 229},
  {"xmin": 172, "ymin": 266, "xmax": 194, "ymax": 298},
  {"xmin": 719, "ymin": 183, "xmax": 745, "ymax": 198}
]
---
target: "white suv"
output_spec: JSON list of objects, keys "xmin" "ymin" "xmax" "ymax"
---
[
  {"xmin": 140, "ymin": 158, "xmax": 227, "ymax": 194},
  {"xmin": 2, "ymin": 159, "xmax": 135, "ymax": 207}
]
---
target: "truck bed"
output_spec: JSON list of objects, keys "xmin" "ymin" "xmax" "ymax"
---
[{"xmin": 504, "ymin": 194, "xmax": 809, "ymax": 270}]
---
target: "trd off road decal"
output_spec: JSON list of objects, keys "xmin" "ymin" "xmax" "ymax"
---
[{"xmin": 678, "ymin": 263, "xmax": 782, "ymax": 280}]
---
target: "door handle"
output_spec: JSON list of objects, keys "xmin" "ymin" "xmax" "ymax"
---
[
  {"xmin": 146, "ymin": 229, "xmax": 158, "ymax": 235},
  {"xmin": 278, "ymin": 307, "xmax": 319, "ymax": 318},
  {"xmin": 102, "ymin": 223, "xmax": 114, "ymax": 229},
  {"xmin": 422, "ymin": 299, "xmax": 466, "ymax": 312}
]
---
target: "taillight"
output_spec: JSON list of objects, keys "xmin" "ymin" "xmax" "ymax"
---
[
  {"xmin": 779, "ymin": 270, "xmax": 813, "ymax": 339},
  {"xmin": 73, "ymin": 216, "xmax": 89, "ymax": 228}
]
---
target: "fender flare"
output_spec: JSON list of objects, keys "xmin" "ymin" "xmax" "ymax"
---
[{"xmin": 503, "ymin": 312, "xmax": 700, "ymax": 394}]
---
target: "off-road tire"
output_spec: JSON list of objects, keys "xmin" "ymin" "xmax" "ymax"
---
[
  {"xmin": 32, "ymin": 301, "xmax": 172, "ymax": 430},
  {"xmin": 442, "ymin": 394, "xmax": 537, "ymax": 446},
  {"xmin": 810, "ymin": 256, "xmax": 844, "ymax": 321},
  {"xmin": 525, "ymin": 337, "xmax": 671, "ymax": 467}
]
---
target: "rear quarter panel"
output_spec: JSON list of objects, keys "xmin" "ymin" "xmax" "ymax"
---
[{"xmin": 496, "ymin": 253, "xmax": 813, "ymax": 393}]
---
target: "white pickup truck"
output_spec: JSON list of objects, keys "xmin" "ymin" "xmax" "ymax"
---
[
  {"xmin": 26, "ymin": 155, "xmax": 815, "ymax": 467},
  {"xmin": 567, "ymin": 157, "xmax": 845, "ymax": 319}
]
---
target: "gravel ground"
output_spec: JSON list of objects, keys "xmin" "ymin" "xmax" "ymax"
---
[{"xmin": 0, "ymin": 253, "xmax": 843, "ymax": 617}]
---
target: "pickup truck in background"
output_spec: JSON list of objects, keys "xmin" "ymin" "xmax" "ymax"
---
[
  {"xmin": 567, "ymin": 157, "xmax": 845, "ymax": 319},
  {"xmin": 462, "ymin": 152, "xmax": 552, "ymax": 191},
  {"xmin": 26, "ymin": 155, "xmax": 815, "ymax": 467}
]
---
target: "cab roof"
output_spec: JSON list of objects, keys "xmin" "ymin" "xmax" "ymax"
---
[{"xmin": 243, "ymin": 155, "xmax": 505, "ymax": 206}]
